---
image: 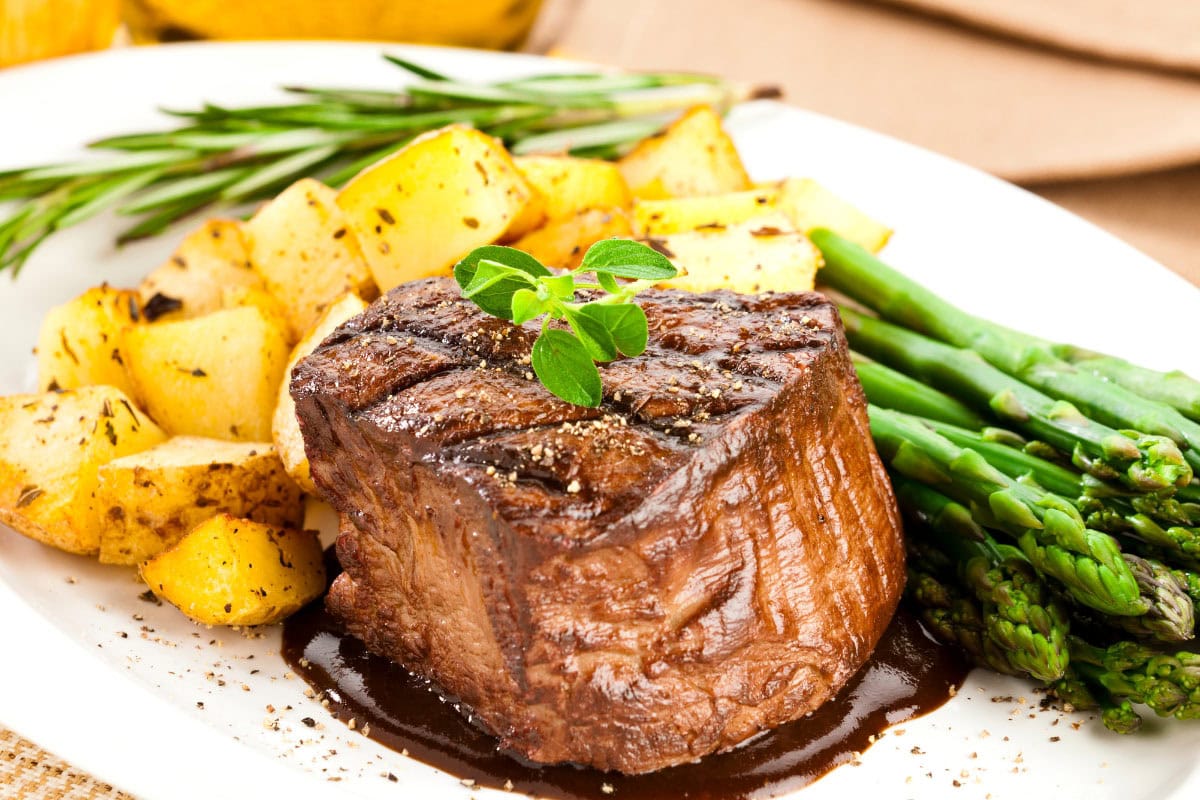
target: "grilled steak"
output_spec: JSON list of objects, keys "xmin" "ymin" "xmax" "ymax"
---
[{"xmin": 291, "ymin": 278, "xmax": 904, "ymax": 774}]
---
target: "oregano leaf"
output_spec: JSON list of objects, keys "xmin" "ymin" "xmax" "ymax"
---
[
  {"xmin": 580, "ymin": 238, "xmax": 678, "ymax": 280},
  {"xmin": 578, "ymin": 302, "xmax": 648, "ymax": 357},
  {"xmin": 454, "ymin": 245, "xmax": 550, "ymax": 290},
  {"xmin": 563, "ymin": 306, "xmax": 617, "ymax": 362},
  {"xmin": 531, "ymin": 329, "xmax": 602, "ymax": 407},
  {"xmin": 460, "ymin": 259, "xmax": 536, "ymax": 319},
  {"xmin": 541, "ymin": 273, "xmax": 577, "ymax": 300},
  {"xmin": 595, "ymin": 271, "xmax": 620, "ymax": 294},
  {"xmin": 511, "ymin": 288, "xmax": 549, "ymax": 325}
]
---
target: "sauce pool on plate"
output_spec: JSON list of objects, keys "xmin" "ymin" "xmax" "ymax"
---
[{"xmin": 283, "ymin": 564, "xmax": 966, "ymax": 800}]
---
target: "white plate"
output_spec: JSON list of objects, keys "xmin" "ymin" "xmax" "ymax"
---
[{"xmin": 1, "ymin": 41, "xmax": 1198, "ymax": 800}]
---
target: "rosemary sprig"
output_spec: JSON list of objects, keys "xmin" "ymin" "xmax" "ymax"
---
[
  {"xmin": 0, "ymin": 54, "xmax": 760, "ymax": 275},
  {"xmin": 454, "ymin": 240, "xmax": 677, "ymax": 407}
]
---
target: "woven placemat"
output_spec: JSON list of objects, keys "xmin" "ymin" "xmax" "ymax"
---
[{"xmin": 1, "ymin": 727, "xmax": 132, "ymax": 800}]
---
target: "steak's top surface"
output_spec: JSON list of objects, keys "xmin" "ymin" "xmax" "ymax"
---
[{"xmin": 292, "ymin": 278, "xmax": 841, "ymax": 542}]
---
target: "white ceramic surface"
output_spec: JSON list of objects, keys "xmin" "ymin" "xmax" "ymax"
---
[{"xmin": 1, "ymin": 41, "xmax": 1197, "ymax": 800}]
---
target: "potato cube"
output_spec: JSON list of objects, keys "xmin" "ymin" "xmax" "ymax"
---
[
  {"xmin": 95, "ymin": 437, "xmax": 303, "ymax": 565},
  {"xmin": 776, "ymin": 178, "xmax": 892, "ymax": 253},
  {"xmin": 138, "ymin": 220, "xmax": 263, "ymax": 321},
  {"xmin": 514, "ymin": 155, "xmax": 632, "ymax": 221},
  {"xmin": 632, "ymin": 187, "xmax": 779, "ymax": 237},
  {"xmin": 247, "ymin": 178, "xmax": 378, "ymax": 340},
  {"xmin": 219, "ymin": 285, "xmax": 292, "ymax": 339},
  {"xmin": 36, "ymin": 286, "xmax": 142, "ymax": 399},
  {"xmin": 502, "ymin": 184, "xmax": 547, "ymax": 242},
  {"xmin": 0, "ymin": 386, "xmax": 167, "ymax": 554},
  {"xmin": 337, "ymin": 125, "xmax": 534, "ymax": 291},
  {"xmin": 140, "ymin": 514, "xmax": 324, "ymax": 626},
  {"xmin": 273, "ymin": 293, "xmax": 368, "ymax": 495},
  {"xmin": 511, "ymin": 207, "xmax": 633, "ymax": 270},
  {"xmin": 618, "ymin": 106, "xmax": 751, "ymax": 200},
  {"xmin": 123, "ymin": 306, "xmax": 290, "ymax": 441},
  {"xmin": 652, "ymin": 214, "xmax": 823, "ymax": 294}
]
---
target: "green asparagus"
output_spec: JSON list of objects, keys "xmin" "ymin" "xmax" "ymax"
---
[
  {"xmin": 853, "ymin": 355, "xmax": 987, "ymax": 430},
  {"xmin": 907, "ymin": 565, "xmax": 1026, "ymax": 677},
  {"xmin": 1053, "ymin": 345, "xmax": 1200, "ymax": 423},
  {"xmin": 895, "ymin": 477, "xmax": 1070, "ymax": 680},
  {"xmin": 813, "ymin": 228, "xmax": 1200, "ymax": 477},
  {"xmin": 869, "ymin": 405, "xmax": 1146, "ymax": 615},
  {"xmin": 1070, "ymin": 638, "xmax": 1200, "ymax": 720},
  {"xmin": 844, "ymin": 306, "xmax": 1191, "ymax": 493}
]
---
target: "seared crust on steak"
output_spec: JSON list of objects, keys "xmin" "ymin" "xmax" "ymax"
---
[{"xmin": 291, "ymin": 278, "xmax": 904, "ymax": 774}]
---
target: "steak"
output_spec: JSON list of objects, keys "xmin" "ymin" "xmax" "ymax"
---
[{"xmin": 291, "ymin": 278, "xmax": 904, "ymax": 774}]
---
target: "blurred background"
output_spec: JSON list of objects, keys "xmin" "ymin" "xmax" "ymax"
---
[{"xmin": 3, "ymin": 0, "xmax": 1198, "ymax": 284}]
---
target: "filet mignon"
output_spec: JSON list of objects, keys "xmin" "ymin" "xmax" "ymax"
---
[{"xmin": 291, "ymin": 278, "xmax": 904, "ymax": 774}]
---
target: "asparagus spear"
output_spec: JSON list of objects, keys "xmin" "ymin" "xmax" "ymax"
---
[
  {"xmin": 853, "ymin": 354, "xmax": 987, "ymax": 430},
  {"xmin": 853, "ymin": 354, "xmax": 1200, "ymax": 531},
  {"xmin": 812, "ymin": 228, "xmax": 1200, "ymax": 477},
  {"xmin": 920, "ymin": 419, "xmax": 1200, "ymax": 562},
  {"xmin": 843, "ymin": 307, "xmax": 1191, "ymax": 493},
  {"xmin": 907, "ymin": 565, "xmax": 1027, "ymax": 678},
  {"xmin": 1070, "ymin": 638, "xmax": 1200, "ymax": 720},
  {"xmin": 1050, "ymin": 671, "xmax": 1143, "ymax": 734},
  {"xmin": 869, "ymin": 405, "xmax": 1146, "ymax": 616},
  {"xmin": 896, "ymin": 477, "xmax": 1070, "ymax": 680},
  {"xmin": 1053, "ymin": 345, "xmax": 1200, "ymax": 423},
  {"xmin": 1083, "ymin": 555, "xmax": 1195, "ymax": 644}
]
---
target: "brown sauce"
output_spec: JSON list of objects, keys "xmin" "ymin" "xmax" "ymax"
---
[{"xmin": 283, "ymin": 571, "xmax": 966, "ymax": 800}]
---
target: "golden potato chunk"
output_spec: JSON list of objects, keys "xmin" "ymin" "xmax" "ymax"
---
[
  {"xmin": 632, "ymin": 187, "xmax": 779, "ymax": 237},
  {"xmin": 138, "ymin": 220, "xmax": 263, "ymax": 321},
  {"xmin": 273, "ymin": 293, "xmax": 368, "ymax": 495},
  {"xmin": 337, "ymin": 125, "xmax": 534, "ymax": 291},
  {"xmin": 776, "ymin": 177, "xmax": 892, "ymax": 253},
  {"xmin": 123, "ymin": 306, "xmax": 290, "ymax": 441},
  {"xmin": 618, "ymin": 106, "xmax": 751, "ymax": 200},
  {"xmin": 247, "ymin": 178, "xmax": 378, "ymax": 340},
  {"xmin": 95, "ymin": 437, "xmax": 303, "ymax": 565},
  {"xmin": 36, "ymin": 285, "xmax": 142, "ymax": 399},
  {"xmin": 0, "ymin": 386, "xmax": 167, "ymax": 554},
  {"xmin": 512, "ymin": 207, "xmax": 633, "ymax": 270},
  {"xmin": 140, "ymin": 514, "xmax": 324, "ymax": 626},
  {"xmin": 219, "ymin": 285, "xmax": 291, "ymax": 338},
  {"xmin": 652, "ymin": 214, "xmax": 823, "ymax": 294},
  {"xmin": 514, "ymin": 155, "xmax": 632, "ymax": 221}
]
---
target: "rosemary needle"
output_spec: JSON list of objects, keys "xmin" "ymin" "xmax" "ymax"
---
[{"xmin": 0, "ymin": 54, "xmax": 764, "ymax": 276}]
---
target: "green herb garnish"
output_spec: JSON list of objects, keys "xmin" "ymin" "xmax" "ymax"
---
[
  {"xmin": 454, "ymin": 239, "xmax": 677, "ymax": 407},
  {"xmin": 0, "ymin": 55, "xmax": 761, "ymax": 275}
]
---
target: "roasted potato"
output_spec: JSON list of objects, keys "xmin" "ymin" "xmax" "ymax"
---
[
  {"xmin": 94, "ymin": 437, "xmax": 303, "ymax": 565},
  {"xmin": 337, "ymin": 125, "xmax": 535, "ymax": 291},
  {"xmin": 775, "ymin": 178, "xmax": 892, "ymax": 253},
  {"xmin": 140, "ymin": 513, "xmax": 325, "ymax": 626},
  {"xmin": 247, "ymin": 178, "xmax": 378, "ymax": 340},
  {"xmin": 36, "ymin": 285, "xmax": 143, "ymax": 399},
  {"xmin": 514, "ymin": 155, "xmax": 632, "ymax": 221},
  {"xmin": 273, "ymin": 292, "xmax": 368, "ymax": 495},
  {"xmin": 219, "ymin": 285, "xmax": 292, "ymax": 337},
  {"xmin": 618, "ymin": 106, "xmax": 751, "ymax": 200},
  {"xmin": 652, "ymin": 214, "xmax": 823, "ymax": 294},
  {"xmin": 137, "ymin": 220, "xmax": 263, "ymax": 321},
  {"xmin": 0, "ymin": 386, "xmax": 167, "ymax": 554},
  {"xmin": 632, "ymin": 187, "xmax": 778, "ymax": 237},
  {"xmin": 511, "ymin": 207, "xmax": 633, "ymax": 270},
  {"xmin": 123, "ymin": 305, "xmax": 290, "ymax": 441}
]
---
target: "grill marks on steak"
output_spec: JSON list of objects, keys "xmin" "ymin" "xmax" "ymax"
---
[{"xmin": 291, "ymin": 278, "xmax": 904, "ymax": 774}]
